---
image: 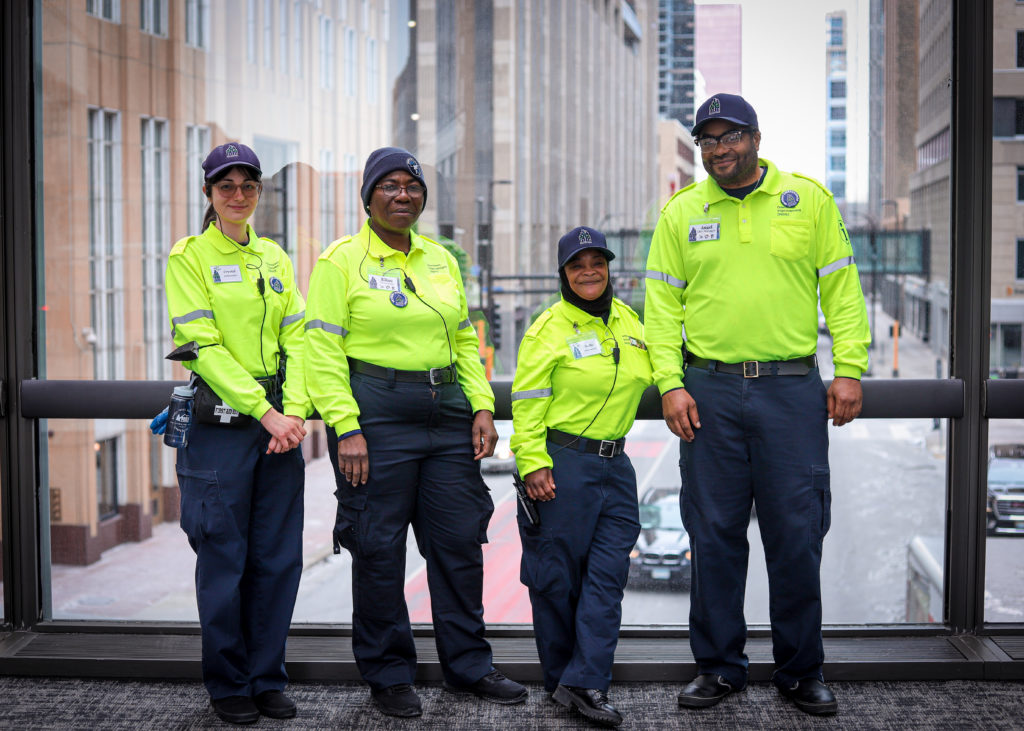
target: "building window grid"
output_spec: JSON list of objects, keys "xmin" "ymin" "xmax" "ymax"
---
[
  {"xmin": 367, "ymin": 38, "xmax": 378, "ymax": 104},
  {"xmin": 345, "ymin": 27, "xmax": 357, "ymax": 97},
  {"xmin": 185, "ymin": 0, "xmax": 209, "ymax": 50},
  {"xmin": 319, "ymin": 15, "xmax": 335, "ymax": 89},
  {"xmin": 1016, "ymin": 238, "xmax": 1024, "ymax": 280},
  {"xmin": 293, "ymin": 2, "xmax": 303, "ymax": 78},
  {"xmin": 263, "ymin": 0, "xmax": 274, "ymax": 68},
  {"xmin": 96, "ymin": 436, "xmax": 120, "ymax": 520},
  {"xmin": 344, "ymin": 153, "xmax": 358, "ymax": 234},
  {"xmin": 1017, "ymin": 30, "xmax": 1024, "ymax": 68},
  {"xmin": 87, "ymin": 0, "xmax": 120, "ymax": 22},
  {"xmin": 87, "ymin": 108, "xmax": 124, "ymax": 382},
  {"xmin": 1018, "ymin": 166, "xmax": 1024, "ymax": 203},
  {"xmin": 139, "ymin": 0, "xmax": 166, "ymax": 36},
  {"xmin": 247, "ymin": 0, "xmax": 257, "ymax": 64},
  {"xmin": 140, "ymin": 117, "xmax": 170, "ymax": 381},
  {"xmin": 186, "ymin": 125, "xmax": 210, "ymax": 235},
  {"xmin": 320, "ymin": 149, "xmax": 336, "ymax": 248},
  {"xmin": 279, "ymin": 0, "xmax": 289, "ymax": 73}
]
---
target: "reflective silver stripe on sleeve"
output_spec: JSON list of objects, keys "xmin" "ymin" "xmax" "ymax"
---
[
  {"xmin": 646, "ymin": 269, "xmax": 687, "ymax": 289},
  {"xmin": 818, "ymin": 256, "xmax": 855, "ymax": 278},
  {"xmin": 304, "ymin": 319, "xmax": 349, "ymax": 337},
  {"xmin": 511, "ymin": 388, "xmax": 553, "ymax": 401},
  {"xmin": 170, "ymin": 309, "xmax": 214, "ymax": 337},
  {"xmin": 458, "ymin": 318, "xmax": 472, "ymax": 330},
  {"xmin": 280, "ymin": 311, "xmax": 305, "ymax": 328}
]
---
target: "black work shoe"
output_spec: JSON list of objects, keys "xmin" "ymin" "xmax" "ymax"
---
[
  {"xmin": 677, "ymin": 673, "xmax": 739, "ymax": 708},
  {"xmin": 776, "ymin": 678, "xmax": 838, "ymax": 716},
  {"xmin": 371, "ymin": 684, "xmax": 423, "ymax": 718},
  {"xmin": 552, "ymin": 684, "xmax": 623, "ymax": 727},
  {"xmin": 210, "ymin": 695, "xmax": 260, "ymax": 725},
  {"xmin": 254, "ymin": 689, "xmax": 297, "ymax": 719},
  {"xmin": 444, "ymin": 668, "xmax": 528, "ymax": 705}
]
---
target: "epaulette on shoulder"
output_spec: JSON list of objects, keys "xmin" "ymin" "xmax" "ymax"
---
[
  {"xmin": 322, "ymin": 234, "xmax": 356, "ymax": 259},
  {"xmin": 169, "ymin": 235, "xmax": 198, "ymax": 256},
  {"xmin": 613, "ymin": 297, "xmax": 641, "ymax": 321},
  {"xmin": 661, "ymin": 180, "xmax": 699, "ymax": 213},
  {"xmin": 529, "ymin": 308, "xmax": 555, "ymax": 334},
  {"xmin": 791, "ymin": 172, "xmax": 834, "ymax": 197}
]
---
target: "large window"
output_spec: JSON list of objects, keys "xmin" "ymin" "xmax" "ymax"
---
[
  {"xmin": 140, "ymin": 117, "xmax": 170, "ymax": 382},
  {"xmin": 87, "ymin": 108, "xmax": 123, "ymax": 381},
  {"xmin": 86, "ymin": 0, "xmax": 119, "ymax": 22},
  {"xmin": 185, "ymin": 0, "xmax": 209, "ymax": 50},
  {"xmin": 185, "ymin": 125, "xmax": 210, "ymax": 235},
  {"xmin": 139, "ymin": 0, "xmax": 165, "ymax": 36}
]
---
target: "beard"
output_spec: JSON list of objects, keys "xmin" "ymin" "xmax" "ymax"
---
[{"xmin": 703, "ymin": 144, "xmax": 761, "ymax": 188}]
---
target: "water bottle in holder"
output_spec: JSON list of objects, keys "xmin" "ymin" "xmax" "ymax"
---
[{"xmin": 164, "ymin": 385, "xmax": 195, "ymax": 448}]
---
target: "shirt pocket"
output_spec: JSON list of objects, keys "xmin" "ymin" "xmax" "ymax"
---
[
  {"xmin": 429, "ymin": 272, "xmax": 461, "ymax": 310},
  {"xmin": 769, "ymin": 219, "xmax": 812, "ymax": 262}
]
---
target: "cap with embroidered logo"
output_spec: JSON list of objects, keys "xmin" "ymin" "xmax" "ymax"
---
[
  {"xmin": 692, "ymin": 93, "xmax": 759, "ymax": 137},
  {"xmin": 202, "ymin": 142, "xmax": 262, "ymax": 179},
  {"xmin": 557, "ymin": 226, "xmax": 616, "ymax": 269}
]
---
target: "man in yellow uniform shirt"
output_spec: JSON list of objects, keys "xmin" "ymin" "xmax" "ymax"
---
[{"xmin": 645, "ymin": 94, "xmax": 870, "ymax": 717}]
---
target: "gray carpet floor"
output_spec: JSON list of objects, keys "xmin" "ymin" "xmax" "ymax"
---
[{"xmin": 0, "ymin": 678, "xmax": 1022, "ymax": 730}]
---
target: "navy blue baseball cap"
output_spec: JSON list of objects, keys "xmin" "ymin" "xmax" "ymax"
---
[
  {"xmin": 202, "ymin": 142, "xmax": 262, "ymax": 179},
  {"xmin": 360, "ymin": 146, "xmax": 428, "ymax": 212},
  {"xmin": 692, "ymin": 93, "xmax": 759, "ymax": 137},
  {"xmin": 557, "ymin": 226, "xmax": 616, "ymax": 269}
]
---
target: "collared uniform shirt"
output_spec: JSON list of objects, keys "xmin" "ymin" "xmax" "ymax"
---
[
  {"xmin": 165, "ymin": 223, "xmax": 310, "ymax": 419},
  {"xmin": 510, "ymin": 298, "xmax": 653, "ymax": 477},
  {"xmin": 304, "ymin": 221, "xmax": 494, "ymax": 434},
  {"xmin": 645, "ymin": 157, "xmax": 871, "ymax": 395}
]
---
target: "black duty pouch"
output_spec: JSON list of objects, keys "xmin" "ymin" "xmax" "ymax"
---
[{"xmin": 191, "ymin": 376, "xmax": 256, "ymax": 428}]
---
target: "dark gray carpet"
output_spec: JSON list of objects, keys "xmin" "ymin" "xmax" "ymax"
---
[{"xmin": 0, "ymin": 678, "xmax": 1021, "ymax": 729}]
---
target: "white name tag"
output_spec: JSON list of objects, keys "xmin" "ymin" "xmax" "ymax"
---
[
  {"xmin": 211, "ymin": 265, "xmax": 243, "ymax": 283},
  {"xmin": 688, "ymin": 223, "xmax": 720, "ymax": 242},
  {"xmin": 368, "ymin": 274, "xmax": 401, "ymax": 292},
  {"xmin": 568, "ymin": 336, "xmax": 602, "ymax": 359}
]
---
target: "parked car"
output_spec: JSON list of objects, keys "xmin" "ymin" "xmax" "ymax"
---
[
  {"xmin": 987, "ymin": 444, "xmax": 1024, "ymax": 536},
  {"xmin": 481, "ymin": 420, "xmax": 516, "ymax": 473},
  {"xmin": 629, "ymin": 488, "xmax": 691, "ymax": 591}
]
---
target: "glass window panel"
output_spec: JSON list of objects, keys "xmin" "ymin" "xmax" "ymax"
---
[
  {"xmin": 37, "ymin": 0, "xmax": 956, "ymax": 631},
  {"xmin": 988, "ymin": 0, "xmax": 1024, "ymax": 622}
]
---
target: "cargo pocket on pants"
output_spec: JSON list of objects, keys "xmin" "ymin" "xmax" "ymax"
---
[
  {"xmin": 333, "ymin": 491, "xmax": 367, "ymax": 555},
  {"xmin": 175, "ymin": 466, "xmax": 221, "ymax": 552},
  {"xmin": 810, "ymin": 464, "xmax": 832, "ymax": 543}
]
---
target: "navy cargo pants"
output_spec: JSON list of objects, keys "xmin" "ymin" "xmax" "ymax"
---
[
  {"xmin": 327, "ymin": 371, "xmax": 496, "ymax": 691},
  {"xmin": 679, "ymin": 365, "xmax": 831, "ymax": 689},
  {"xmin": 519, "ymin": 442, "xmax": 641, "ymax": 692},
  {"xmin": 176, "ymin": 419, "xmax": 305, "ymax": 700}
]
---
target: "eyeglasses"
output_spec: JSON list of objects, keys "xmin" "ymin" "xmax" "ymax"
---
[
  {"xmin": 696, "ymin": 129, "xmax": 749, "ymax": 152},
  {"xmin": 375, "ymin": 182, "xmax": 426, "ymax": 197},
  {"xmin": 213, "ymin": 181, "xmax": 261, "ymax": 197}
]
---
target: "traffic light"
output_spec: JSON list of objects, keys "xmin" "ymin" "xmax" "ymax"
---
[{"xmin": 491, "ymin": 303, "xmax": 502, "ymax": 350}]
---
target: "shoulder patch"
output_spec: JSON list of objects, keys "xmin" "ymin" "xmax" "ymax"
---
[{"xmin": 791, "ymin": 172, "xmax": 834, "ymax": 198}]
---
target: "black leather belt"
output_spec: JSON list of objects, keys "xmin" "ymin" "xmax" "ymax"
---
[
  {"xmin": 348, "ymin": 357, "xmax": 457, "ymax": 385},
  {"xmin": 686, "ymin": 354, "xmax": 817, "ymax": 378},
  {"xmin": 547, "ymin": 428, "xmax": 626, "ymax": 458}
]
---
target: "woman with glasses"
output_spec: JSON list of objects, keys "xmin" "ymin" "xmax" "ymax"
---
[
  {"xmin": 510, "ymin": 227, "xmax": 652, "ymax": 728},
  {"xmin": 304, "ymin": 147, "xmax": 527, "ymax": 719},
  {"xmin": 165, "ymin": 142, "xmax": 310, "ymax": 724}
]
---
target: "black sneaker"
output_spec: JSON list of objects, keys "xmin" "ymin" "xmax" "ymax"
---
[
  {"xmin": 371, "ymin": 684, "xmax": 423, "ymax": 718},
  {"xmin": 254, "ymin": 689, "xmax": 297, "ymax": 718},
  {"xmin": 210, "ymin": 695, "xmax": 260, "ymax": 725},
  {"xmin": 444, "ymin": 668, "xmax": 528, "ymax": 705}
]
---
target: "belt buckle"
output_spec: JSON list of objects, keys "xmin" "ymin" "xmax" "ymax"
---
[
  {"xmin": 598, "ymin": 440, "xmax": 616, "ymax": 458},
  {"xmin": 428, "ymin": 367, "xmax": 446, "ymax": 386},
  {"xmin": 742, "ymin": 361, "xmax": 759, "ymax": 378}
]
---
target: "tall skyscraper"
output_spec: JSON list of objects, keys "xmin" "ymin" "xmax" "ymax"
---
[
  {"xmin": 826, "ymin": 11, "xmax": 849, "ymax": 204},
  {"xmin": 658, "ymin": 0, "xmax": 696, "ymax": 127}
]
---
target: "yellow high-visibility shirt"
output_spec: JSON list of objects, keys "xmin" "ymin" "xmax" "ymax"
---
[
  {"xmin": 511, "ymin": 297, "xmax": 652, "ymax": 478},
  {"xmin": 645, "ymin": 158, "xmax": 870, "ymax": 394},
  {"xmin": 304, "ymin": 221, "xmax": 494, "ymax": 434},
  {"xmin": 165, "ymin": 223, "xmax": 310, "ymax": 419}
]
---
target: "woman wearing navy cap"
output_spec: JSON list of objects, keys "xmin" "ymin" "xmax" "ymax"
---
[
  {"xmin": 511, "ymin": 226, "xmax": 653, "ymax": 727},
  {"xmin": 305, "ymin": 147, "xmax": 527, "ymax": 718},
  {"xmin": 165, "ymin": 142, "xmax": 310, "ymax": 724}
]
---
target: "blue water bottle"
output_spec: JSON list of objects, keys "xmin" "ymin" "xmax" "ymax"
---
[{"xmin": 164, "ymin": 385, "xmax": 194, "ymax": 449}]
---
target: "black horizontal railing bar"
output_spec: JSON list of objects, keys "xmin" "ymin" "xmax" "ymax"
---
[
  {"xmin": 21, "ymin": 378, "xmax": 965, "ymax": 420},
  {"xmin": 984, "ymin": 379, "xmax": 1024, "ymax": 418}
]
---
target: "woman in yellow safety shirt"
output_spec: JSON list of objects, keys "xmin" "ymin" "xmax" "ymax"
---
[
  {"xmin": 304, "ymin": 147, "xmax": 527, "ymax": 719},
  {"xmin": 511, "ymin": 226, "xmax": 653, "ymax": 728},
  {"xmin": 165, "ymin": 142, "xmax": 310, "ymax": 724}
]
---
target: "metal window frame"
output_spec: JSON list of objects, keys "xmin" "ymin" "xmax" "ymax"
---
[{"xmin": 2, "ymin": 0, "xmax": 1022, "ymax": 679}]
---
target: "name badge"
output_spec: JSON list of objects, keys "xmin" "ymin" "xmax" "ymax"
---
[
  {"xmin": 688, "ymin": 221, "xmax": 721, "ymax": 242},
  {"xmin": 211, "ymin": 265, "xmax": 243, "ymax": 283},
  {"xmin": 567, "ymin": 332, "xmax": 602, "ymax": 359},
  {"xmin": 368, "ymin": 274, "xmax": 401, "ymax": 292}
]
